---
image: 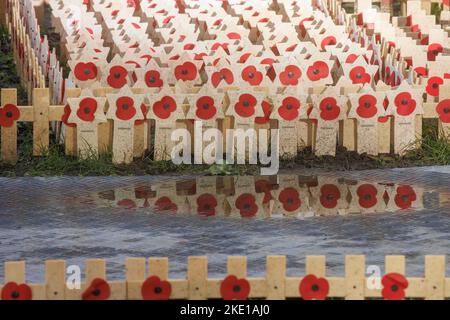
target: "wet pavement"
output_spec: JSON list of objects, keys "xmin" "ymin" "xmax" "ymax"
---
[{"xmin": 0, "ymin": 167, "xmax": 449, "ymax": 282}]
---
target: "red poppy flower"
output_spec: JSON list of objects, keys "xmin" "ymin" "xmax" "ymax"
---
[
  {"xmin": 82, "ymin": 278, "xmax": 111, "ymax": 300},
  {"xmin": 414, "ymin": 67, "xmax": 428, "ymax": 77},
  {"xmin": 356, "ymin": 95, "xmax": 377, "ymax": 118},
  {"xmin": 153, "ymin": 96, "xmax": 177, "ymax": 120},
  {"xmin": 255, "ymin": 100, "xmax": 271, "ymax": 124},
  {"xmin": 319, "ymin": 97, "xmax": 340, "ymax": 121},
  {"xmin": 299, "ymin": 275, "xmax": 329, "ymax": 300},
  {"xmin": 196, "ymin": 96, "xmax": 217, "ymax": 120},
  {"xmin": 394, "ymin": 185, "xmax": 416, "ymax": 209},
  {"xmin": 117, "ymin": 199, "xmax": 137, "ymax": 209},
  {"xmin": 211, "ymin": 68, "xmax": 234, "ymax": 88},
  {"xmin": 235, "ymin": 193, "xmax": 258, "ymax": 218},
  {"xmin": 427, "ymin": 43, "xmax": 443, "ymax": 61},
  {"xmin": 241, "ymin": 66, "xmax": 263, "ymax": 86},
  {"xmin": 356, "ymin": 184, "xmax": 378, "ymax": 208},
  {"xmin": 197, "ymin": 193, "xmax": 218, "ymax": 216},
  {"xmin": 145, "ymin": 70, "xmax": 163, "ymax": 88},
  {"xmin": 426, "ymin": 76, "xmax": 443, "ymax": 97},
  {"xmin": 220, "ymin": 275, "xmax": 250, "ymax": 300},
  {"xmin": 235, "ymin": 94, "xmax": 257, "ymax": 118},
  {"xmin": 349, "ymin": 66, "xmax": 371, "ymax": 84},
  {"xmin": 320, "ymin": 36, "xmax": 336, "ymax": 50},
  {"xmin": 1, "ymin": 282, "xmax": 32, "ymax": 300},
  {"xmin": 279, "ymin": 65, "xmax": 302, "ymax": 86},
  {"xmin": 107, "ymin": 66, "xmax": 128, "ymax": 89},
  {"xmin": 306, "ymin": 61, "xmax": 329, "ymax": 81},
  {"xmin": 278, "ymin": 97, "xmax": 300, "ymax": 121},
  {"xmin": 279, "ymin": 187, "xmax": 301, "ymax": 212},
  {"xmin": 255, "ymin": 179, "xmax": 273, "ymax": 203},
  {"xmin": 141, "ymin": 276, "xmax": 172, "ymax": 300},
  {"xmin": 381, "ymin": 273, "xmax": 408, "ymax": 300},
  {"xmin": 155, "ymin": 196, "xmax": 178, "ymax": 213},
  {"xmin": 76, "ymin": 97, "xmax": 97, "ymax": 122},
  {"xmin": 345, "ymin": 54, "xmax": 359, "ymax": 64},
  {"xmin": 135, "ymin": 104, "xmax": 149, "ymax": 125},
  {"xmin": 436, "ymin": 99, "xmax": 450, "ymax": 123},
  {"xmin": 320, "ymin": 184, "xmax": 341, "ymax": 209},
  {"xmin": 74, "ymin": 62, "xmax": 97, "ymax": 81},
  {"xmin": 394, "ymin": 92, "xmax": 416, "ymax": 116},
  {"xmin": 61, "ymin": 105, "xmax": 76, "ymax": 127},
  {"xmin": 115, "ymin": 96, "xmax": 136, "ymax": 121},
  {"xmin": 0, "ymin": 104, "xmax": 20, "ymax": 127},
  {"xmin": 175, "ymin": 61, "xmax": 197, "ymax": 81}
]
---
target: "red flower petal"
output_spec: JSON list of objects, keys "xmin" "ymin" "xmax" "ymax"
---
[
  {"xmin": 356, "ymin": 95, "xmax": 378, "ymax": 118},
  {"xmin": 425, "ymin": 76, "xmax": 443, "ymax": 97},
  {"xmin": 1, "ymin": 282, "xmax": 32, "ymax": 300},
  {"xmin": 241, "ymin": 66, "xmax": 263, "ymax": 85},
  {"xmin": 82, "ymin": 278, "xmax": 111, "ymax": 300},
  {"xmin": 394, "ymin": 92, "xmax": 416, "ymax": 116},
  {"xmin": 220, "ymin": 275, "xmax": 250, "ymax": 300},
  {"xmin": 299, "ymin": 275, "xmax": 329, "ymax": 300},
  {"xmin": 436, "ymin": 99, "xmax": 450, "ymax": 123},
  {"xmin": 153, "ymin": 96, "xmax": 177, "ymax": 120},
  {"xmin": 235, "ymin": 193, "xmax": 258, "ymax": 218},
  {"xmin": 279, "ymin": 187, "xmax": 301, "ymax": 212},
  {"xmin": 196, "ymin": 96, "xmax": 217, "ymax": 120},
  {"xmin": 381, "ymin": 273, "xmax": 408, "ymax": 300},
  {"xmin": 320, "ymin": 36, "xmax": 336, "ymax": 50},
  {"xmin": 175, "ymin": 61, "xmax": 197, "ymax": 81},
  {"xmin": 356, "ymin": 184, "xmax": 378, "ymax": 208},
  {"xmin": 255, "ymin": 100, "xmax": 272, "ymax": 124},
  {"xmin": 349, "ymin": 66, "xmax": 371, "ymax": 84},
  {"xmin": 235, "ymin": 94, "xmax": 257, "ymax": 118},
  {"xmin": 116, "ymin": 96, "xmax": 136, "ymax": 121},
  {"xmin": 320, "ymin": 184, "xmax": 341, "ymax": 208},
  {"xmin": 145, "ymin": 70, "xmax": 163, "ymax": 88},
  {"xmin": 306, "ymin": 61, "xmax": 329, "ymax": 81},
  {"xmin": 278, "ymin": 97, "xmax": 300, "ymax": 121},
  {"xmin": 141, "ymin": 276, "xmax": 172, "ymax": 300},
  {"xmin": 74, "ymin": 62, "xmax": 97, "ymax": 81},
  {"xmin": 76, "ymin": 98, "xmax": 97, "ymax": 122},
  {"xmin": 279, "ymin": 65, "xmax": 302, "ymax": 85},
  {"xmin": 319, "ymin": 97, "xmax": 340, "ymax": 121},
  {"xmin": 0, "ymin": 104, "xmax": 20, "ymax": 127},
  {"xmin": 107, "ymin": 66, "xmax": 128, "ymax": 89},
  {"xmin": 197, "ymin": 193, "xmax": 218, "ymax": 216}
]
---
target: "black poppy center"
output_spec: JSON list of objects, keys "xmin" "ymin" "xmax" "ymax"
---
[
  {"xmin": 203, "ymin": 104, "xmax": 209, "ymax": 110},
  {"xmin": 326, "ymin": 104, "xmax": 333, "ymax": 111},
  {"xmin": 243, "ymin": 101, "xmax": 250, "ymax": 107},
  {"xmin": 203, "ymin": 204, "xmax": 211, "ymax": 210},
  {"xmin": 356, "ymin": 73, "xmax": 362, "ymax": 79},
  {"xmin": 288, "ymin": 71, "xmax": 294, "ymax": 78},
  {"xmin": 163, "ymin": 103, "xmax": 171, "ymax": 110},
  {"xmin": 114, "ymin": 73, "xmax": 122, "ymax": 79},
  {"xmin": 182, "ymin": 69, "xmax": 188, "ymax": 75},
  {"xmin": 84, "ymin": 69, "xmax": 91, "ymax": 75},
  {"xmin": 311, "ymin": 284, "xmax": 320, "ymax": 292},
  {"xmin": 364, "ymin": 194, "xmax": 372, "ymax": 200},
  {"xmin": 401, "ymin": 99, "xmax": 409, "ymax": 106},
  {"xmin": 401, "ymin": 195, "xmax": 409, "ymax": 202},
  {"xmin": 148, "ymin": 76, "xmax": 156, "ymax": 83},
  {"xmin": 364, "ymin": 102, "xmax": 371, "ymax": 108},
  {"xmin": 232, "ymin": 285, "xmax": 241, "ymax": 293},
  {"xmin": 221, "ymin": 75, "xmax": 227, "ymax": 81},
  {"xmin": 432, "ymin": 50, "xmax": 439, "ymax": 56},
  {"xmin": 391, "ymin": 284, "xmax": 399, "ymax": 292},
  {"xmin": 84, "ymin": 107, "xmax": 91, "ymax": 114},
  {"xmin": 287, "ymin": 198, "xmax": 294, "ymax": 204},
  {"xmin": 444, "ymin": 108, "xmax": 450, "ymax": 114},
  {"xmin": 6, "ymin": 111, "xmax": 13, "ymax": 118},
  {"xmin": 326, "ymin": 194, "xmax": 335, "ymax": 201},
  {"xmin": 432, "ymin": 83, "xmax": 439, "ymax": 89},
  {"xmin": 286, "ymin": 103, "xmax": 293, "ymax": 110},
  {"xmin": 92, "ymin": 288, "xmax": 101, "ymax": 297},
  {"xmin": 154, "ymin": 286, "xmax": 163, "ymax": 294},
  {"xmin": 11, "ymin": 291, "xmax": 20, "ymax": 299},
  {"xmin": 248, "ymin": 72, "xmax": 255, "ymax": 79},
  {"xmin": 313, "ymin": 69, "xmax": 320, "ymax": 75},
  {"xmin": 122, "ymin": 104, "xmax": 129, "ymax": 110},
  {"xmin": 243, "ymin": 203, "xmax": 251, "ymax": 209}
]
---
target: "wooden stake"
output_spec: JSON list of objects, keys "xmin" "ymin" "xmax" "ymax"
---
[
  {"xmin": 1, "ymin": 88, "xmax": 18, "ymax": 163},
  {"xmin": 33, "ymin": 88, "xmax": 50, "ymax": 156}
]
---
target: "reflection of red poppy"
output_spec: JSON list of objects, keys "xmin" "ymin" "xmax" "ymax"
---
[
  {"xmin": 196, "ymin": 96, "xmax": 217, "ymax": 120},
  {"xmin": 319, "ymin": 97, "xmax": 340, "ymax": 121},
  {"xmin": 255, "ymin": 100, "xmax": 272, "ymax": 124},
  {"xmin": 117, "ymin": 199, "xmax": 137, "ymax": 209},
  {"xmin": 299, "ymin": 275, "xmax": 329, "ymax": 300},
  {"xmin": 220, "ymin": 275, "xmax": 250, "ymax": 300},
  {"xmin": 76, "ymin": 98, "xmax": 97, "ymax": 122},
  {"xmin": 235, "ymin": 193, "xmax": 258, "ymax": 218},
  {"xmin": 279, "ymin": 187, "xmax": 301, "ymax": 212},
  {"xmin": 349, "ymin": 66, "xmax": 371, "ymax": 84},
  {"xmin": 306, "ymin": 61, "xmax": 329, "ymax": 81},
  {"xmin": 1, "ymin": 282, "xmax": 32, "ymax": 300},
  {"xmin": 394, "ymin": 185, "xmax": 416, "ymax": 209},
  {"xmin": 211, "ymin": 68, "xmax": 234, "ymax": 88},
  {"xmin": 241, "ymin": 66, "xmax": 263, "ymax": 86},
  {"xmin": 436, "ymin": 99, "xmax": 450, "ymax": 123},
  {"xmin": 74, "ymin": 62, "xmax": 97, "ymax": 81},
  {"xmin": 62, "ymin": 105, "xmax": 76, "ymax": 127},
  {"xmin": 427, "ymin": 43, "xmax": 443, "ymax": 61},
  {"xmin": 394, "ymin": 92, "xmax": 416, "ymax": 116},
  {"xmin": 235, "ymin": 94, "xmax": 257, "ymax": 118},
  {"xmin": 145, "ymin": 70, "xmax": 163, "ymax": 88},
  {"xmin": 153, "ymin": 96, "xmax": 177, "ymax": 119},
  {"xmin": 426, "ymin": 76, "xmax": 443, "ymax": 97},
  {"xmin": 82, "ymin": 278, "xmax": 111, "ymax": 300},
  {"xmin": 255, "ymin": 179, "xmax": 273, "ymax": 203},
  {"xmin": 135, "ymin": 104, "xmax": 149, "ymax": 125},
  {"xmin": 175, "ymin": 61, "xmax": 197, "ymax": 81},
  {"xmin": 279, "ymin": 65, "xmax": 302, "ymax": 86},
  {"xmin": 357, "ymin": 184, "xmax": 378, "ymax": 208},
  {"xmin": 381, "ymin": 273, "xmax": 408, "ymax": 300},
  {"xmin": 107, "ymin": 66, "xmax": 128, "ymax": 89},
  {"xmin": 0, "ymin": 104, "xmax": 20, "ymax": 127},
  {"xmin": 116, "ymin": 96, "xmax": 137, "ymax": 121},
  {"xmin": 320, "ymin": 184, "xmax": 341, "ymax": 209},
  {"xmin": 278, "ymin": 97, "xmax": 300, "ymax": 121},
  {"xmin": 197, "ymin": 193, "xmax": 218, "ymax": 216},
  {"xmin": 155, "ymin": 196, "xmax": 178, "ymax": 213},
  {"xmin": 356, "ymin": 95, "xmax": 377, "ymax": 118},
  {"xmin": 320, "ymin": 36, "xmax": 336, "ymax": 50},
  {"xmin": 141, "ymin": 276, "xmax": 172, "ymax": 300}
]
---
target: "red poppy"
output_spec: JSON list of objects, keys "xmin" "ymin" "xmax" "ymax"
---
[
  {"xmin": 394, "ymin": 92, "xmax": 416, "ymax": 116},
  {"xmin": 349, "ymin": 66, "xmax": 371, "ymax": 84},
  {"xmin": 0, "ymin": 104, "xmax": 20, "ymax": 127},
  {"xmin": 255, "ymin": 100, "xmax": 271, "ymax": 124},
  {"xmin": 145, "ymin": 70, "xmax": 163, "ymax": 88},
  {"xmin": 155, "ymin": 196, "xmax": 178, "ymax": 213},
  {"xmin": 279, "ymin": 187, "xmax": 301, "ymax": 212},
  {"xmin": 197, "ymin": 193, "xmax": 218, "ymax": 216},
  {"xmin": 117, "ymin": 199, "xmax": 137, "ymax": 209},
  {"xmin": 175, "ymin": 61, "xmax": 197, "ymax": 81},
  {"xmin": 299, "ymin": 17, "xmax": 314, "ymax": 37},
  {"xmin": 211, "ymin": 68, "xmax": 234, "ymax": 88},
  {"xmin": 235, "ymin": 94, "xmax": 257, "ymax": 118},
  {"xmin": 196, "ymin": 96, "xmax": 217, "ymax": 120},
  {"xmin": 141, "ymin": 276, "xmax": 172, "ymax": 300},
  {"xmin": 1, "ymin": 282, "xmax": 32, "ymax": 300},
  {"xmin": 320, "ymin": 36, "xmax": 336, "ymax": 50},
  {"xmin": 306, "ymin": 61, "xmax": 329, "ymax": 81},
  {"xmin": 74, "ymin": 62, "xmax": 97, "ymax": 81},
  {"xmin": 356, "ymin": 184, "xmax": 378, "ymax": 208},
  {"xmin": 153, "ymin": 96, "xmax": 177, "ymax": 120},
  {"xmin": 394, "ymin": 185, "xmax": 416, "ymax": 209},
  {"xmin": 319, "ymin": 97, "xmax": 340, "ymax": 121},
  {"xmin": 345, "ymin": 54, "xmax": 359, "ymax": 64},
  {"xmin": 235, "ymin": 193, "xmax": 258, "ymax": 218},
  {"xmin": 414, "ymin": 67, "xmax": 428, "ymax": 77},
  {"xmin": 279, "ymin": 65, "xmax": 302, "ymax": 86},
  {"xmin": 320, "ymin": 184, "xmax": 341, "ymax": 209},
  {"xmin": 61, "ymin": 105, "xmax": 76, "ymax": 127},
  {"xmin": 427, "ymin": 43, "xmax": 443, "ymax": 61},
  {"xmin": 426, "ymin": 76, "xmax": 443, "ymax": 97},
  {"xmin": 381, "ymin": 273, "xmax": 408, "ymax": 300},
  {"xmin": 436, "ymin": 99, "xmax": 450, "ymax": 123},
  {"xmin": 241, "ymin": 66, "xmax": 263, "ymax": 86},
  {"xmin": 220, "ymin": 275, "xmax": 250, "ymax": 300},
  {"xmin": 107, "ymin": 66, "xmax": 128, "ymax": 89},
  {"xmin": 299, "ymin": 275, "xmax": 329, "ymax": 300},
  {"xmin": 135, "ymin": 104, "xmax": 149, "ymax": 125},
  {"xmin": 76, "ymin": 98, "xmax": 97, "ymax": 122},
  {"xmin": 82, "ymin": 278, "xmax": 111, "ymax": 300},
  {"xmin": 115, "ymin": 96, "xmax": 136, "ymax": 121},
  {"xmin": 356, "ymin": 95, "xmax": 377, "ymax": 118},
  {"xmin": 278, "ymin": 97, "xmax": 300, "ymax": 121},
  {"xmin": 255, "ymin": 179, "xmax": 273, "ymax": 203}
]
